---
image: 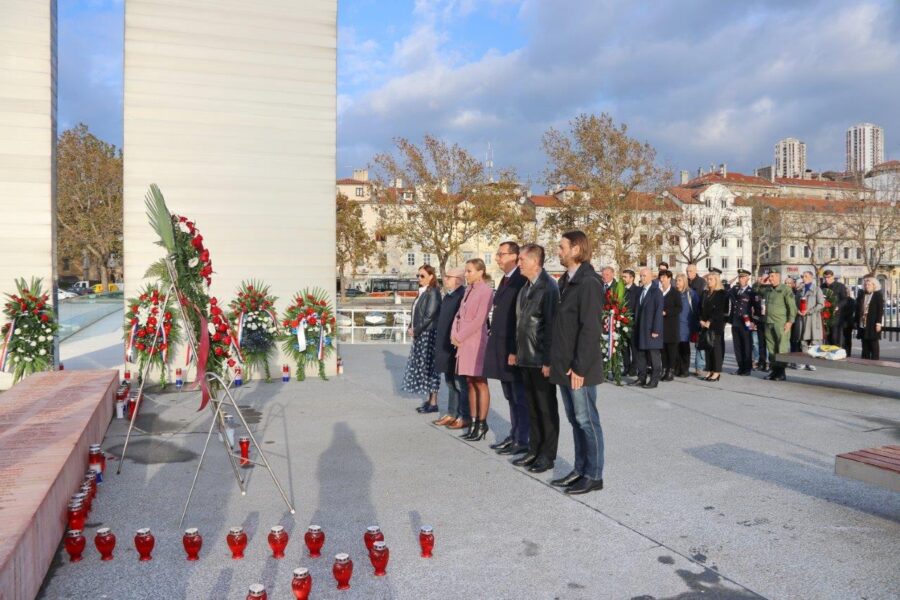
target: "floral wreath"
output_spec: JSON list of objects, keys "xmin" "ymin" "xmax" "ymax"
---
[
  {"xmin": 821, "ymin": 288, "xmax": 838, "ymax": 334},
  {"xmin": 280, "ymin": 288, "xmax": 335, "ymax": 381},
  {"xmin": 601, "ymin": 280, "xmax": 632, "ymax": 386},
  {"xmin": 124, "ymin": 283, "xmax": 181, "ymax": 386},
  {"xmin": 0, "ymin": 278, "xmax": 57, "ymax": 384},
  {"xmin": 228, "ymin": 281, "xmax": 279, "ymax": 382}
]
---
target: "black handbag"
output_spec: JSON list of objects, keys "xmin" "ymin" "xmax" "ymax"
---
[{"xmin": 697, "ymin": 328, "xmax": 713, "ymax": 351}]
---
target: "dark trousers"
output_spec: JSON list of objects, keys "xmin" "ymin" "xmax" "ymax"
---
[
  {"xmin": 705, "ymin": 330, "xmax": 724, "ymax": 372},
  {"xmin": 501, "ymin": 379, "xmax": 530, "ymax": 446},
  {"xmin": 826, "ymin": 321, "xmax": 843, "ymax": 346},
  {"xmin": 677, "ymin": 342, "xmax": 691, "ymax": 375},
  {"xmin": 861, "ymin": 339, "xmax": 879, "ymax": 360},
  {"xmin": 756, "ymin": 325, "xmax": 768, "ymax": 366},
  {"xmin": 842, "ymin": 322, "xmax": 854, "ymax": 356},
  {"xmin": 661, "ymin": 342, "xmax": 679, "ymax": 373},
  {"xmin": 623, "ymin": 341, "xmax": 635, "ymax": 375},
  {"xmin": 521, "ymin": 367, "xmax": 559, "ymax": 461},
  {"xmin": 636, "ymin": 348, "xmax": 662, "ymax": 384},
  {"xmin": 732, "ymin": 322, "xmax": 753, "ymax": 372}
]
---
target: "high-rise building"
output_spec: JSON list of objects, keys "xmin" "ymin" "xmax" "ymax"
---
[
  {"xmin": 846, "ymin": 123, "xmax": 885, "ymax": 174},
  {"xmin": 774, "ymin": 138, "xmax": 807, "ymax": 179}
]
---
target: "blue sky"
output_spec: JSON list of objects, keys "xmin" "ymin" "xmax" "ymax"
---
[{"xmin": 59, "ymin": 0, "xmax": 900, "ymax": 188}]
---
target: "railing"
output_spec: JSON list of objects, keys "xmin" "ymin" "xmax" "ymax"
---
[
  {"xmin": 884, "ymin": 287, "xmax": 899, "ymax": 342},
  {"xmin": 58, "ymin": 295, "xmax": 123, "ymax": 341},
  {"xmin": 336, "ymin": 308, "xmax": 413, "ymax": 344}
]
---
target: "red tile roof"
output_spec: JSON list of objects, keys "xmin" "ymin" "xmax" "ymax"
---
[
  {"xmin": 871, "ymin": 160, "xmax": 900, "ymax": 173},
  {"xmin": 530, "ymin": 195, "xmax": 562, "ymax": 208},
  {"xmin": 739, "ymin": 195, "xmax": 856, "ymax": 213},
  {"xmin": 684, "ymin": 172, "xmax": 774, "ymax": 188},
  {"xmin": 774, "ymin": 177, "xmax": 861, "ymax": 190},
  {"xmin": 336, "ymin": 178, "xmax": 370, "ymax": 186}
]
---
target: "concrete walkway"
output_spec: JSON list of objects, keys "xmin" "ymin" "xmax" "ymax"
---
[{"xmin": 38, "ymin": 344, "xmax": 900, "ymax": 599}]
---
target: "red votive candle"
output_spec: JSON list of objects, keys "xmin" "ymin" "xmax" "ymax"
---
[
  {"xmin": 239, "ymin": 436, "xmax": 251, "ymax": 467},
  {"xmin": 183, "ymin": 527, "xmax": 202, "ymax": 560},
  {"xmin": 419, "ymin": 525, "xmax": 435, "ymax": 558},
  {"xmin": 291, "ymin": 567, "xmax": 312, "ymax": 599},
  {"xmin": 369, "ymin": 540, "xmax": 389, "ymax": 576},
  {"xmin": 268, "ymin": 525, "xmax": 288, "ymax": 559},
  {"xmin": 304, "ymin": 525, "xmax": 325, "ymax": 557},
  {"xmin": 333, "ymin": 553, "xmax": 353, "ymax": 590},
  {"xmin": 364, "ymin": 525, "xmax": 384, "ymax": 552},
  {"xmin": 94, "ymin": 527, "xmax": 116, "ymax": 560},
  {"xmin": 226, "ymin": 526, "xmax": 248, "ymax": 559},
  {"xmin": 64, "ymin": 530, "xmax": 86, "ymax": 562},
  {"xmin": 247, "ymin": 583, "xmax": 267, "ymax": 599},
  {"xmin": 134, "ymin": 528, "xmax": 155, "ymax": 561},
  {"xmin": 67, "ymin": 501, "xmax": 85, "ymax": 531}
]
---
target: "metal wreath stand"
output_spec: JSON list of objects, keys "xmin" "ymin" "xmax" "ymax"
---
[{"xmin": 116, "ymin": 255, "xmax": 295, "ymax": 525}]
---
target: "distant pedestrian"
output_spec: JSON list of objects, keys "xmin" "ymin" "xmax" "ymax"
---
[
  {"xmin": 759, "ymin": 271, "xmax": 798, "ymax": 381},
  {"xmin": 431, "ymin": 267, "xmax": 471, "ymax": 430},
  {"xmin": 630, "ymin": 267, "xmax": 663, "ymax": 389},
  {"xmin": 451, "ymin": 259, "xmax": 494, "ymax": 441},
  {"xmin": 404, "ymin": 265, "xmax": 442, "ymax": 412},
  {"xmin": 856, "ymin": 276, "xmax": 884, "ymax": 360},
  {"xmin": 511, "ymin": 244, "xmax": 560, "ymax": 473},
  {"xmin": 674, "ymin": 274, "xmax": 700, "ymax": 378},
  {"xmin": 658, "ymin": 270, "xmax": 681, "ymax": 382},
  {"xmin": 699, "ymin": 271, "xmax": 728, "ymax": 382},
  {"xmin": 549, "ymin": 231, "xmax": 605, "ymax": 495},
  {"xmin": 796, "ymin": 271, "xmax": 824, "ymax": 371}
]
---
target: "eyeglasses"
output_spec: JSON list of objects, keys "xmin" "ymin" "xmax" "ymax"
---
[
  {"xmin": 417, "ymin": 274, "xmax": 428, "ymax": 279},
  {"xmin": 495, "ymin": 252, "xmax": 516, "ymax": 257}
]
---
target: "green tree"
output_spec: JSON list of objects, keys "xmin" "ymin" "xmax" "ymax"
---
[
  {"xmin": 56, "ymin": 124, "xmax": 123, "ymax": 288},
  {"xmin": 336, "ymin": 193, "xmax": 381, "ymax": 298}
]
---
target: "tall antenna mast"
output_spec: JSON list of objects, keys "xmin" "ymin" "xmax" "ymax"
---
[{"xmin": 486, "ymin": 142, "xmax": 494, "ymax": 183}]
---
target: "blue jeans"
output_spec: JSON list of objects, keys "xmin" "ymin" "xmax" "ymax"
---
[
  {"xmin": 693, "ymin": 344, "xmax": 706, "ymax": 371},
  {"xmin": 444, "ymin": 373, "xmax": 470, "ymax": 420},
  {"xmin": 558, "ymin": 385, "xmax": 604, "ymax": 480}
]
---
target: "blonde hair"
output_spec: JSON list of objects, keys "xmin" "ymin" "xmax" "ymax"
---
[
  {"xmin": 706, "ymin": 272, "xmax": 724, "ymax": 291},
  {"xmin": 466, "ymin": 258, "xmax": 492, "ymax": 282},
  {"xmin": 675, "ymin": 273, "xmax": 688, "ymax": 290}
]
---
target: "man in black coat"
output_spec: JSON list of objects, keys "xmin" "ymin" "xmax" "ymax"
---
[
  {"xmin": 630, "ymin": 267, "xmax": 664, "ymax": 388},
  {"xmin": 600, "ymin": 266, "xmax": 616, "ymax": 299},
  {"xmin": 549, "ymin": 231, "xmax": 605, "ymax": 495},
  {"xmin": 622, "ymin": 269, "xmax": 641, "ymax": 376},
  {"xmin": 483, "ymin": 241, "xmax": 530, "ymax": 455},
  {"xmin": 821, "ymin": 269, "xmax": 850, "ymax": 347},
  {"xmin": 729, "ymin": 269, "xmax": 755, "ymax": 375},
  {"xmin": 431, "ymin": 267, "xmax": 470, "ymax": 428},
  {"xmin": 658, "ymin": 270, "xmax": 682, "ymax": 381},
  {"xmin": 510, "ymin": 244, "xmax": 560, "ymax": 473}
]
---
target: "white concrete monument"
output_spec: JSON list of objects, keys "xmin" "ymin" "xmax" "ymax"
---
[
  {"xmin": 123, "ymin": 0, "xmax": 337, "ymax": 376},
  {"xmin": 0, "ymin": 0, "xmax": 58, "ymax": 389}
]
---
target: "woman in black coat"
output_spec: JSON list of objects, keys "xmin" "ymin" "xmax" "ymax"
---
[
  {"xmin": 855, "ymin": 276, "xmax": 885, "ymax": 360},
  {"xmin": 699, "ymin": 272, "xmax": 728, "ymax": 382},
  {"xmin": 658, "ymin": 271, "xmax": 682, "ymax": 381},
  {"xmin": 403, "ymin": 265, "xmax": 442, "ymax": 412}
]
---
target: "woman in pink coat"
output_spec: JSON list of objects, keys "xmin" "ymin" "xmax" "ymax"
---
[{"xmin": 451, "ymin": 258, "xmax": 494, "ymax": 442}]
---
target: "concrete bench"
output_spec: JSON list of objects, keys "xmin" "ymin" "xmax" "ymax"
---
[
  {"xmin": 835, "ymin": 445, "xmax": 900, "ymax": 493},
  {"xmin": 775, "ymin": 352, "xmax": 900, "ymax": 378},
  {"xmin": 0, "ymin": 370, "xmax": 117, "ymax": 600}
]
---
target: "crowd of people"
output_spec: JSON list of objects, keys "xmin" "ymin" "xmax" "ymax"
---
[{"xmin": 400, "ymin": 231, "xmax": 888, "ymax": 496}]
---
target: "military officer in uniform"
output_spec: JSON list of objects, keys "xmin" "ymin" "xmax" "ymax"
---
[
  {"xmin": 759, "ymin": 271, "xmax": 798, "ymax": 381},
  {"xmin": 728, "ymin": 269, "xmax": 755, "ymax": 375}
]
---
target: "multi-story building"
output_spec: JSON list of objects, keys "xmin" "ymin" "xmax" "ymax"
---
[
  {"xmin": 774, "ymin": 138, "xmax": 807, "ymax": 179},
  {"xmin": 846, "ymin": 122, "xmax": 885, "ymax": 174}
]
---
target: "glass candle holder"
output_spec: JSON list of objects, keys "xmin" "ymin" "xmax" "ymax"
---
[
  {"xmin": 95, "ymin": 527, "xmax": 116, "ymax": 560},
  {"xmin": 267, "ymin": 525, "xmax": 288, "ymax": 559},
  {"xmin": 246, "ymin": 583, "xmax": 267, "ymax": 599},
  {"xmin": 64, "ymin": 530, "xmax": 86, "ymax": 562},
  {"xmin": 83, "ymin": 471, "xmax": 98, "ymax": 498},
  {"xmin": 227, "ymin": 527, "xmax": 248, "ymax": 559},
  {"xmin": 239, "ymin": 437, "xmax": 251, "ymax": 467},
  {"xmin": 332, "ymin": 553, "xmax": 353, "ymax": 590},
  {"xmin": 363, "ymin": 525, "xmax": 384, "ymax": 552},
  {"xmin": 88, "ymin": 444, "xmax": 106, "ymax": 473},
  {"xmin": 291, "ymin": 567, "xmax": 312, "ymax": 600},
  {"xmin": 183, "ymin": 528, "xmax": 202, "ymax": 560},
  {"xmin": 134, "ymin": 528, "xmax": 155, "ymax": 561},
  {"xmin": 73, "ymin": 490, "xmax": 91, "ymax": 515},
  {"xmin": 282, "ymin": 364, "xmax": 290, "ymax": 382},
  {"xmin": 304, "ymin": 525, "xmax": 325, "ymax": 558},
  {"xmin": 67, "ymin": 501, "xmax": 85, "ymax": 531},
  {"xmin": 419, "ymin": 525, "xmax": 435, "ymax": 558},
  {"xmin": 369, "ymin": 540, "xmax": 389, "ymax": 576}
]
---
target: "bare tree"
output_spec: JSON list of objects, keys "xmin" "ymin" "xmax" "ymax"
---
[
  {"xmin": 541, "ymin": 113, "xmax": 671, "ymax": 267},
  {"xmin": 783, "ymin": 208, "xmax": 846, "ymax": 274},
  {"xmin": 843, "ymin": 199, "xmax": 900, "ymax": 275},
  {"xmin": 373, "ymin": 135, "xmax": 526, "ymax": 278},
  {"xmin": 746, "ymin": 196, "xmax": 781, "ymax": 275},
  {"xmin": 671, "ymin": 187, "xmax": 741, "ymax": 265}
]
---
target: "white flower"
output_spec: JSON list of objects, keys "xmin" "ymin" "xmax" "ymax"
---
[
  {"xmin": 250, "ymin": 324, "xmax": 258, "ymax": 330},
  {"xmin": 38, "ymin": 336, "xmax": 46, "ymax": 342},
  {"xmin": 208, "ymin": 322, "xmax": 216, "ymax": 335},
  {"xmin": 39, "ymin": 348, "xmax": 47, "ymax": 356},
  {"xmin": 30, "ymin": 341, "xmax": 36, "ymax": 347},
  {"xmin": 11, "ymin": 355, "xmax": 18, "ymax": 362},
  {"xmin": 14, "ymin": 328, "xmax": 21, "ymax": 334},
  {"xmin": 188, "ymin": 257, "xmax": 200, "ymax": 268},
  {"xmin": 179, "ymin": 222, "xmax": 191, "ymax": 234},
  {"xmin": 24, "ymin": 356, "xmax": 32, "ymax": 362},
  {"xmin": 44, "ymin": 327, "xmax": 51, "ymax": 333}
]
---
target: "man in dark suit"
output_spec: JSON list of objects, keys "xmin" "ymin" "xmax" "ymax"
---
[
  {"xmin": 431, "ymin": 267, "xmax": 471, "ymax": 429},
  {"xmin": 658, "ymin": 270, "xmax": 682, "ymax": 381},
  {"xmin": 622, "ymin": 269, "xmax": 641, "ymax": 376},
  {"xmin": 630, "ymin": 267, "xmax": 664, "ymax": 388},
  {"xmin": 821, "ymin": 269, "xmax": 850, "ymax": 348},
  {"xmin": 600, "ymin": 266, "xmax": 616, "ymax": 299},
  {"xmin": 483, "ymin": 241, "xmax": 530, "ymax": 455},
  {"xmin": 729, "ymin": 269, "xmax": 755, "ymax": 375}
]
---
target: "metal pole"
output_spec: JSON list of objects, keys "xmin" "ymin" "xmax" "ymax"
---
[{"xmin": 178, "ymin": 399, "xmax": 221, "ymax": 528}]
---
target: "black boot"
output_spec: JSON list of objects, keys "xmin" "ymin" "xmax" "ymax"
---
[
  {"xmin": 469, "ymin": 420, "xmax": 489, "ymax": 441},
  {"xmin": 661, "ymin": 369, "xmax": 674, "ymax": 382},
  {"xmin": 460, "ymin": 419, "xmax": 478, "ymax": 439}
]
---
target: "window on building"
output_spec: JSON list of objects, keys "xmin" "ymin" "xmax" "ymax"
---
[
  {"xmin": 721, "ymin": 217, "xmax": 729, "ymax": 227},
  {"xmin": 736, "ymin": 258, "xmax": 743, "ymax": 269},
  {"xmin": 720, "ymin": 198, "xmax": 728, "ymax": 209},
  {"xmin": 721, "ymin": 238, "xmax": 728, "ymax": 248},
  {"xmin": 375, "ymin": 230, "xmax": 387, "ymax": 242},
  {"xmin": 803, "ymin": 246, "xmax": 810, "ymax": 258},
  {"xmin": 462, "ymin": 252, "xmax": 473, "ymax": 262},
  {"xmin": 407, "ymin": 253, "xmax": 415, "ymax": 266},
  {"xmin": 736, "ymin": 238, "xmax": 743, "ymax": 248},
  {"xmin": 705, "ymin": 258, "xmax": 712, "ymax": 270},
  {"xmin": 641, "ymin": 216, "xmax": 648, "ymax": 225},
  {"xmin": 736, "ymin": 217, "xmax": 743, "ymax": 227},
  {"xmin": 721, "ymin": 257, "xmax": 728, "ymax": 269},
  {"xmin": 422, "ymin": 253, "xmax": 431, "ymax": 265},
  {"xmin": 669, "ymin": 235, "xmax": 679, "ymax": 246},
  {"xmin": 856, "ymin": 248, "xmax": 863, "ymax": 259},
  {"xmin": 830, "ymin": 246, "xmax": 836, "ymax": 259},
  {"xmin": 704, "ymin": 216, "xmax": 712, "ymax": 226},
  {"xmin": 484, "ymin": 253, "xmax": 492, "ymax": 265},
  {"xmin": 355, "ymin": 187, "xmax": 364, "ymax": 197},
  {"xmin": 843, "ymin": 247, "xmax": 849, "ymax": 259},
  {"xmin": 402, "ymin": 191, "xmax": 412, "ymax": 200},
  {"xmin": 789, "ymin": 245, "xmax": 796, "ymax": 258},
  {"xmin": 640, "ymin": 234, "xmax": 648, "ymax": 245}
]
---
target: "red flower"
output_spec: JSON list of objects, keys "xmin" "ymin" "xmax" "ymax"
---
[
  {"xmin": 130, "ymin": 318, "xmax": 138, "ymax": 325},
  {"xmin": 40, "ymin": 313, "xmax": 49, "ymax": 323},
  {"xmin": 824, "ymin": 301, "xmax": 832, "ymax": 308},
  {"xmin": 178, "ymin": 216, "xmax": 187, "ymax": 223},
  {"xmin": 200, "ymin": 249, "xmax": 210, "ymax": 262},
  {"xmin": 291, "ymin": 319, "xmax": 300, "ymax": 328},
  {"xmin": 214, "ymin": 346, "xmax": 224, "ymax": 356},
  {"xmin": 823, "ymin": 312, "xmax": 831, "ymax": 319},
  {"xmin": 227, "ymin": 359, "xmax": 236, "ymax": 368}
]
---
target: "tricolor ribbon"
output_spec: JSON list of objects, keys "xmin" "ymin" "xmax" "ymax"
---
[
  {"xmin": 296, "ymin": 318, "xmax": 307, "ymax": 351},
  {"xmin": 156, "ymin": 320, "xmax": 168, "ymax": 363},
  {"xmin": 236, "ymin": 311, "xmax": 246, "ymax": 347},
  {"xmin": 227, "ymin": 324, "xmax": 244, "ymax": 364},
  {"xmin": 0, "ymin": 317, "xmax": 17, "ymax": 371},
  {"xmin": 124, "ymin": 322, "xmax": 138, "ymax": 363},
  {"xmin": 179, "ymin": 295, "xmax": 212, "ymax": 411},
  {"xmin": 607, "ymin": 307, "xmax": 616, "ymax": 360},
  {"xmin": 317, "ymin": 323, "xmax": 325, "ymax": 361}
]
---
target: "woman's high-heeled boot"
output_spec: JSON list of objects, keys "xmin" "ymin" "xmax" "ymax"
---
[
  {"xmin": 460, "ymin": 419, "xmax": 479, "ymax": 439},
  {"xmin": 471, "ymin": 419, "xmax": 489, "ymax": 441}
]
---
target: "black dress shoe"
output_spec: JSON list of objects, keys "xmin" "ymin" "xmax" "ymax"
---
[
  {"xmin": 528, "ymin": 459, "xmax": 554, "ymax": 473},
  {"xmin": 550, "ymin": 471, "xmax": 582, "ymax": 487},
  {"xmin": 489, "ymin": 436, "xmax": 513, "ymax": 451},
  {"xmin": 420, "ymin": 403, "xmax": 439, "ymax": 413},
  {"xmin": 512, "ymin": 454, "xmax": 537, "ymax": 467},
  {"xmin": 767, "ymin": 371, "xmax": 786, "ymax": 381},
  {"xmin": 497, "ymin": 443, "xmax": 528, "ymax": 455},
  {"xmin": 627, "ymin": 379, "xmax": 646, "ymax": 387},
  {"xmin": 738, "ymin": 370, "xmax": 750, "ymax": 376},
  {"xmin": 565, "ymin": 477, "xmax": 604, "ymax": 495},
  {"xmin": 641, "ymin": 381, "xmax": 658, "ymax": 389}
]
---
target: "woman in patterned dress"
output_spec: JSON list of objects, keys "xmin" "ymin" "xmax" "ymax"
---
[{"xmin": 403, "ymin": 265, "xmax": 442, "ymax": 411}]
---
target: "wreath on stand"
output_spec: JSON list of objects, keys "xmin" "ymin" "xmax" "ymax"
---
[
  {"xmin": 600, "ymin": 280, "xmax": 632, "ymax": 386},
  {"xmin": 822, "ymin": 288, "xmax": 838, "ymax": 334},
  {"xmin": 228, "ymin": 281, "xmax": 279, "ymax": 382},
  {"xmin": 123, "ymin": 283, "xmax": 181, "ymax": 386},
  {"xmin": 0, "ymin": 278, "xmax": 57, "ymax": 384},
  {"xmin": 280, "ymin": 288, "xmax": 335, "ymax": 381}
]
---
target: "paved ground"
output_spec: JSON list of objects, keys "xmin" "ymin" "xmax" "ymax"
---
[{"xmin": 38, "ymin": 335, "xmax": 900, "ymax": 599}]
